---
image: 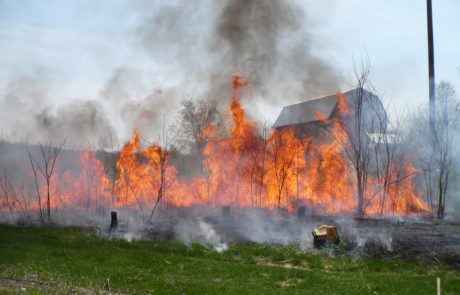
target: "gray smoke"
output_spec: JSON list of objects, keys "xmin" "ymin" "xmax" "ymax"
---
[
  {"xmin": 119, "ymin": 90, "xmax": 177, "ymax": 141},
  {"xmin": 0, "ymin": 206, "xmax": 397, "ymax": 258},
  {"xmin": 211, "ymin": 0, "xmax": 340, "ymax": 101},
  {"xmin": 35, "ymin": 99, "xmax": 115, "ymax": 148},
  {"xmin": 0, "ymin": 76, "xmax": 115, "ymax": 148},
  {"xmin": 100, "ymin": 67, "xmax": 137, "ymax": 106},
  {"xmin": 1, "ymin": 1, "xmax": 341, "ymax": 146},
  {"xmin": 137, "ymin": 0, "xmax": 341, "ymax": 105},
  {"xmin": 0, "ymin": 77, "xmax": 51, "ymax": 143},
  {"xmin": 100, "ymin": 67, "xmax": 180, "ymax": 141}
]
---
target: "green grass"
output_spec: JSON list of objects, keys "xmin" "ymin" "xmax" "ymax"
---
[{"xmin": 0, "ymin": 224, "xmax": 458, "ymax": 294}]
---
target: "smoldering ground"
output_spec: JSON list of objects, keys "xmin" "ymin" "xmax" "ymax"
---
[
  {"xmin": 3, "ymin": 204, "xmax": 459, "ymax": 267},
  {"xmin": 95, "ymin": 208, "xmax": 460, "ymax": 267}
]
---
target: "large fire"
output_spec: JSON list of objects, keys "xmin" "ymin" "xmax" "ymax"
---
[{"xmin": 1, "ymin": 75, "xmax": 429, "ymax": 218}]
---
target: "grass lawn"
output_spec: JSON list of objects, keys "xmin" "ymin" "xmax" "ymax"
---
[{"xmin": 0, "ymin": 224, "xmax": 458, "ymax": 294}]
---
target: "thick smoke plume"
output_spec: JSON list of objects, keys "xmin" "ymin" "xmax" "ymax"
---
[
  {"xmin": 210, "ymin": 0, "xmax": 340, "ymax": 101},
  {"xmin": 0, "ymin": 1, "xmax": 341, "ymax": 146},
  {"xmin": 138, "ymin": 0, "xmax": 340, "ymax": 105}
]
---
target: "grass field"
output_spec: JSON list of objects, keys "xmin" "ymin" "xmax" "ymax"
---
[{"xmin": 0, "ymin": 224, "xmax": 459, "ymax": 294}]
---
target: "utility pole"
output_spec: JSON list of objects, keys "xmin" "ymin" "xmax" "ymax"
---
[{"xmin": 427, "ymin": 0, "xmax": 435, "ymax": 124}]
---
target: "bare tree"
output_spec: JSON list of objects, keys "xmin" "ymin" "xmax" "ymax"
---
[
  {"xmin": 27, "ymin": 137, "xmax": 66, "ymax": 223},
  {"xmin": 422, "ymin": 81, "xmax": 459, "ymax": 219},
  {"xmin": 84, "ymin": 151, "xmax": 95, "ymax": 209},
  {"xmin": 255, "ymin": 124, "xmax": 270, "ymax": 207},
  {"xmin": 80, "ymin": 149, "xmax": 110, "ymax": 212},
  {"xmin": 100, "ymin": 131, "xmax": 120, "ymax": 206},
  {"xmin": 370, "ymin": 105, "xmax": 415, "ymax": 215},
  {"xmin": 148, "ymin": 146, "xmax": 169, "ymax": 219},
  {"xmin": 14, "ymin": 183, "xmax": 33, "ymax": 224},
  {"xmin": 407, "ymin": 109, "xmax": 437, "ymax": 217},
  {"xmin": 269, "ymin": 129, "xmax": 300, "ymax": 209},
  {"xmin": 171, "ymin": 98, "xmax": 224, "ymax": 173},
  {"xmin": 245, "ymin": 124, "xmax": 269, "ymax": 207},
  {"xmin": 333, "ymin": 61, "xmax": 381, "ymax": 217},
  {"xmin": 0, "ymin": 171, "xmax": 14, "ymax": 218},
  {"xmin": 148, "ymin": 124, "xmax": 176, "ymax": 221},
  {"xmin": 201, "ymin": 150, "xmax": 215, "ymax": 206},
  {"xmin": 27, "ymin": 150, "xmax": 44, "ymax": 223},
  {"xmin": 0, "ymin": 174, "xmax": 33, "ymax": 224},
  {"xmin": 434, "ymin": 82, "xmax": 459, "ymax": 219},
  {"xmin": 406, "ymin": 81, "xmax": 459, "ymax": 219}
]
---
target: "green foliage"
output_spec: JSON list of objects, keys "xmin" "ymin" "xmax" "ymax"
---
[{"xmin": 0, "ymin": 224, "xmax": 459, "ymax": 294}]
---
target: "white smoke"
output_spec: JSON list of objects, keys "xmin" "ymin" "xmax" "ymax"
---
[{"xmin": 175, "ymin": 217, "xmax": 228, "ymax": 252}]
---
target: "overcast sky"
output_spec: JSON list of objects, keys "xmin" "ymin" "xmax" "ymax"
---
[{"xmin": 0, "ymin": 0, "xmax": 458, "ymax": 144}]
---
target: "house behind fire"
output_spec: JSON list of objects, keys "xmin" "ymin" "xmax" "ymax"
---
[{"xmin": 273, "ymin": 88, "xmax": 388, "ymax": 140}]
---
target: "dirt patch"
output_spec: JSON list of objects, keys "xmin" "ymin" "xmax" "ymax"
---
[
  {"xmin": 306, "ymin": 216, "xmax": 460, "ymax": 268},
  {"xmin": 357, "ymin": 220, "xmax": 460, "ymax": 267},
  {"xmin": 0, "ymin": 277, "xmax": 57, "ymax": 293}
]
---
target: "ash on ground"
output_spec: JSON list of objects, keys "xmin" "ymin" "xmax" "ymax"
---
[{"xmin": 99, "ymin": 206, "xmax": 460, "ymax": 268}]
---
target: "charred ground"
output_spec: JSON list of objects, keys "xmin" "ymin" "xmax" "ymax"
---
[{"xmin": 98, "ymin": 207, "xmax": 460, "ymax": 269}]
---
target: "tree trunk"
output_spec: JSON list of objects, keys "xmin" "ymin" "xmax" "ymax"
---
[
  {"xmin": 357, "ymin": 175, "xmax": 364, "ymax": 218},
  {"xmin": 46, "ymin": 179, "xmax": 51, "ymax": 223}
]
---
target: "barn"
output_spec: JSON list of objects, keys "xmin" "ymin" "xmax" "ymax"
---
[{"xmin": 273, "ymin": 88, "xmax": 388, "ymax": 141}]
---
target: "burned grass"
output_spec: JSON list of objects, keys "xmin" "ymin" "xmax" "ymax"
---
[{"xmin": 0, "ymin": 224, "xmax": 459, "ymax": 294}]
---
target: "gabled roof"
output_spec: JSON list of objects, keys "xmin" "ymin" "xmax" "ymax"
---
[{"xmin": 273, "ymin": 88, "xmax": 377, "ymax": 129}]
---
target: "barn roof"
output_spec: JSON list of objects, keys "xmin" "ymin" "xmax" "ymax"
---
[{"xmin": 273, "ymin": 88, "xmax": 378, "ymax": 129}]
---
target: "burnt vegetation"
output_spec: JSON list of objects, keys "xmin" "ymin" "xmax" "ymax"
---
[{"xmin": 0, "ymin": 73, "xmax": 459, "ymax": 223}]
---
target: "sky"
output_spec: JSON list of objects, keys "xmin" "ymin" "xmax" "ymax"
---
[{"xmin": 0, "ymin": 0, "xmax": 459, "ymax": 145}]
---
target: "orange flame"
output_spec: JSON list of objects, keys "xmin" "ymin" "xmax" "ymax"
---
[{"xmin": 2, "ymin": 79, "xmax": 429, "ymax": 218}]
